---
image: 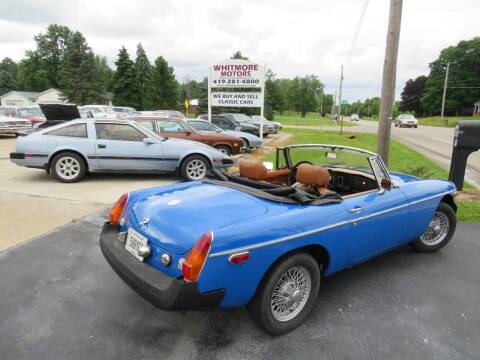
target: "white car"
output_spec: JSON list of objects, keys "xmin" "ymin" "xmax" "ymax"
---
[
  {"xmin": 79, "ymin": 105, "xmax": 116, "ymax": 119},
  {"xmin": 350, "ymin": 114, "xmax": 360, "ymax": 121},
  {"xmin": 0, "ymin": 116, "xmax": 32, "ymax": 135},
  {"xmin": 395, "ymin": 114, "xmax": 418, "ymax": 128}
]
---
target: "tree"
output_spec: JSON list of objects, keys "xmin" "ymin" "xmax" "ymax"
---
[
  {"xmin": 399, "ymin": 75, "xmax": 427, "ymax": 115},
  {"xmin": 288, "ymin": 75, "xmax": 324, "ymax": 117},
  {"xmin": 17, "ymin": 51, "xmax": 50, "ymax": 91},
  {"xmin": 0, "ymin": 58, "xmax": 18, "ymax": 81},
  {"xmin": 111, "ymin": 46, "xmax": 139, "ymax": 108},
  {"xmin": 0, "ymin": 71, "xmax": 17, "ymax": 95},
  {"xmin": 421, "ymin": 37, "xmax": 480, "ymax": 116},
  {"xmin": 94, "ymin": 55, "xmax": 113, "ymax": 92},
  {"xmin": 34, "ymin": 24, "xmax": 72, "ymax": 88},
  {"xmin": 135, "ymin": 43, "xmax": 151, "ymax": 110},
  {"xmin": 231, "ymin": 51, "xmax": 248, "ymax": 60},
  {"xmin": 320, "ymin": 94, "xmax": 334, "ymax": 116},
  {"xmin": 196, "ymin": 78, "xmax": 209, "ymax": 115},
  {"xmin": 145, "ymin": 56, "xmax": 178, "ymax": 110},
  {"xmin": 59, "ymin": 31, "xmax": 102, "ymax": 104}
]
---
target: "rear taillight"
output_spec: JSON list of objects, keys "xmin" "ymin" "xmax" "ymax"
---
[
  {"xmin": 109, "ymin": 193, "xmax": 129, "ymax": 224},
  {"xmin": 182, "ymin": 231, "xmax": 213, "ymax": 282}
]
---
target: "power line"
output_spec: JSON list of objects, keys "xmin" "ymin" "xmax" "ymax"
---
[{"xmin": 345, "ymin": 0, "xmax": 370, "ymax": 68}]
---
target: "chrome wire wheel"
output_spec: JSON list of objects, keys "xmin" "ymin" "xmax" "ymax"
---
[
  {"xmin": 419, "ymin": 211, "xmax": 450, "ymax": 246},
  {"xmin": 270, "ymin": 265, "xmax": 312, "ymax": 322},
  {"xmin": 185, "ymin": 159, "xmax": 207, "ymax": 180},
  {"xmin": 55, "ymin": 156, "xmax": 81, "ymax": 180}
]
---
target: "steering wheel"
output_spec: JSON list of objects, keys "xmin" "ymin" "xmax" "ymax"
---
[{"xmin": 288, "ymin": 161, "xmax": 313, "ymax": 186}]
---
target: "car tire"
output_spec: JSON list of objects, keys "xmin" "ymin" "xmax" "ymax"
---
[
  {"xmin": 51, "ymin": 152, "xmax": 87, "ymax": 183},
  {"xmin": 414, "ymin": 125, "xmax": 418, "ymax": 128},
  {"xmin": 395, "ymin": 123, "xmax": 398, "ymax": 127},
  {"xmin": 410, "ymin": 202, "xmax": 456, "ymax": 252},
  {"xmin": 241, "ymin": 138, "xmax": 250, "ymax": 149},
  {"xmin": 214, "ymin": 145, "xmax": 231, "ymax": 156},
  {"xmin": 247, "ymin": 252, "xmax": 320, "ymax": 335},
  {"xmin": 180, "ymin": 155, "xmax": 211, "ymax": 181}
]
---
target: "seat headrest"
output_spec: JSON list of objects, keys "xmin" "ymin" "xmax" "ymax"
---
[
  {"xmin": 296, "ymin": 164, "xmax": 330, "ymax": 187},
  {"xmin": 239, "ymin": 159, "xmax": 267, "ymax": 180}
]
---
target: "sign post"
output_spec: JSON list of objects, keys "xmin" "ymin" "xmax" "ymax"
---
[{"xmin": 208, "ymin": 59, "xmax": 265, "ymax": 140}]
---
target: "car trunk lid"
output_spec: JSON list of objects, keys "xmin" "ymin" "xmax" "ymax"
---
[{"xmin": 126, "ymin": 182, "xmax": 268, "ymax": 255}]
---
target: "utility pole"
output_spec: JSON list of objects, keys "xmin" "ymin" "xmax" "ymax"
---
[
  {"xmin": 377, "ymin": 0, "xmax": 403, "ymax": 165},
  {"xmin": 441, "ymin": 62, "xmax": 450, "ymax": 126},
  {"xmin": 338, "ymin": 64, "xmax": 344, "ymax": 135}
]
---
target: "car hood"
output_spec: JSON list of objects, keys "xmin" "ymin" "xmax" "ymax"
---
[
  {"xmin": 125, "ymin": 182, "xmax": 269, "ymax": 255},
  {"xmin": 193, "ymin": 132, "xmax": 241, "ymax": 142},
  {"xmin": 163, "ymin": 136, "xmax": 223, "ymax": 153},
  {"xmin": 0, "ymin": 116, "xmax": 31, "ymax": 123},
  {"xmin": 39, "ymin": 104, "xmax": 80, "ymax": 121},
  {"xmin": 223, "ymin": 130, "xmax": 260, "ymax": 141}
]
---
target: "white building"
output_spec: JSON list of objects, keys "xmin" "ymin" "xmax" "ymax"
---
[{"xmin": 0, "ymin": 88, "xmax": 67, "ymax": 107}]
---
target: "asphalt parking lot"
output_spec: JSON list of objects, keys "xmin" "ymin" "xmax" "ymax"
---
[{"xmin": 1, "ymin": 210, "xmax": 478, "ymax": 360}]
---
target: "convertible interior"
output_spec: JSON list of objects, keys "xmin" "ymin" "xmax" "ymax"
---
[{"xmin": 234, "ymin": 159, "xmax": 379, "ymax": 199}]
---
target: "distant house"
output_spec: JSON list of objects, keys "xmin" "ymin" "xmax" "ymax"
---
[
  {"xmin": 474, "ymin": 100, "xmax": 480, "ymax": 116},
  {"xmin": 0, "ymin": 88, "xmax": 67, "ymax": 107}
]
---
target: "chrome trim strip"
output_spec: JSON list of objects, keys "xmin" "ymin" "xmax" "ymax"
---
[{"xmin": 209, "ymin": 190, "xmax": 454, "ymax": 258}]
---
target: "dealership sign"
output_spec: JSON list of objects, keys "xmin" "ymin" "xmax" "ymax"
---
[
  {"xmin": 210, "ymin": 92, "xmax": 263, "ymax": 107},
  {"xmin": 209, "ymin": 59, "xmax": 264, "ymax": 89}
]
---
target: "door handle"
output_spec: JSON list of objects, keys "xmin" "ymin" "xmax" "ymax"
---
[
  {"xmin": 349, "ymin": 207, "xmax": 363, "ymax": 213},
  {"xmin": 98, "ymin": 144, "xmax": 106, "ymax": 149}
]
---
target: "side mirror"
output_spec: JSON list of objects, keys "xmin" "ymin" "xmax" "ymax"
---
[
  {"xmin": 262, "ymin": 161, "xmax": 274, "ymax": 171},
  {"xmin": 381, "ymin": 178, "xmax": 392, "ymax": 190},
  {"xmin": 143, "ymin": 138, "xmax": 155, "ymax": 145}
]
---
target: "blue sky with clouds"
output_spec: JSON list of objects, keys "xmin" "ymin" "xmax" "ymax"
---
[{"xmin": 0, "ymin": 0, "xmax": 478, "ymax": 101}]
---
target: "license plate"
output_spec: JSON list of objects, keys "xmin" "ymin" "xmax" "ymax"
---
[{"xmin": 125, "ymin": 228, "xmax": 148, "ymax": 262}]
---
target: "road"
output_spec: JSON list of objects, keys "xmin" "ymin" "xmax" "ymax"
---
[
  {"xmin": 285, "ymin": 120, "xmax": 480, "ymax": 188},
  {"xmin": 1, "ymin": 212, "xmax": 478, "ymax": 360}
]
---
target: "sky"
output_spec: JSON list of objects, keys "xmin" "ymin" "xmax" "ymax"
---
[{"xmin": 0, "ymin": 0, "xmax": 478, "ymax": 101}]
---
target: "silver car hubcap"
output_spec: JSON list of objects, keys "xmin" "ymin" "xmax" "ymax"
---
[
  {"xmin": 56, "ymin": 157, "xmax": 81, "ymax": 180},
  {"xmin": 420, "ymin": 211, "xmax": 449, "ymax": 246},
  {"xmin": 186, "ymin": 159, "xmax": 207, "ymax": 180},
  {"xmin": 271, "ymin": 266, "xmax": 312, "ymax": 322}
]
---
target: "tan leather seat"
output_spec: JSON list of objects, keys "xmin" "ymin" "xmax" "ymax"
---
[
  {"xmin": 296, "ymin": 164, "xmax": 331, "ymax": 194},
  {"xmin": 238, "ymin": 159, "xmax": 291, "ymax": 184}
]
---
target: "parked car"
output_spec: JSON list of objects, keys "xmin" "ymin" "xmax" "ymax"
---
[
  {"xmin": 198, "ymin": 114, "xmax": 261, "ymax": 136},
  {"xmin": 0, "ymin": 116, "xmax": 32, "ymax": 135},
  {"xmin": 99, "ymin": 143, "xmax": 457, "ymax": 334},
  {"xmin": 79, "ymin": 105, "xmax": 115, "ymax": 118},
  {"xmin": 221, "ymin": 113, "xmax": 277, "ymax": 135},
  {"xmin": 10, "ymin": 118, "xmax": 232, "ymax": 182},
  {"xmin": 16, "ymin": 106, "xmax": 46, "ymax": 125},
  {"xmin": 129, "ymin": 116, "xmax": 243, "ymax": 155},
  {"xmin": 140, "ymin": 110, "xmax": 186, "ymax": 119},
  {"xmin": 251, "ymin": 115, "xmax": 282, "ymax": 131},
  {"xmin": 187, "ymin": 119, "xmax": 262, "ymax": 149},
  {"xmin": 0, "ymin": 106, "xmax": 19, "ymax": 117},
  {"xmin": 395, "ymin": 114, "xmax": 418, "ymax": 128},
  {"xmin": 350, "ymin": 114, "xmax": 360, "ymax": 121},
  {"xmin": 112, "ymin": 106, "xmax": 139, "ymax": 116}
]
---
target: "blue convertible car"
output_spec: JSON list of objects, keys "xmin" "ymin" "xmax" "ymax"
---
[{"xmin": 100, "ymin": 144, "xmax": 457, "ymax": 334}]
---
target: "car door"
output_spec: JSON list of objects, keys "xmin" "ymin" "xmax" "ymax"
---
[
  {"xmin": 345, "ymin": 158, "xmax": 409, "ymax": 265},
  {"xmin": 94, "ymin": 122, "xmax": 164, "ymax": 171}
]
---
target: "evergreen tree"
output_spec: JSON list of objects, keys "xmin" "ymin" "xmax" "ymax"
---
[
  {"xmin": 145, "ymin": 56, "xmax": 178, "ymax": 110},
  {"xmin": 135, "ymin": 43, "xmax": 151, "ymax": 110},
  {"xmin": 0, "ymin": 70, "xmax": 17, "ymax": 95},
  {"xmin": 94, "ymin": 55, "xmax": 114, "ymax": 92},
  {"xmin": 60, "ymin": 31, "xmax": 102, "ymax": 104},
  {"xmin": 196, "ymin": 78, "xmax": 209, "ymax": 115},
  {"xmin": 400, "ymin": 76, "xmax": 427, "ymax": 115},
  {"xmin": 111, "ymin": 46, "xmax": 139, "ymax": 108}
]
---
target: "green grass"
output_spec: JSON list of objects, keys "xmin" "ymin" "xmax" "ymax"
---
[
  {"xmin": 418, "ymin": 116, "xmax": 480, "ymax": 128},
  {"xmin": 274, "ymin": 112, "xmax": 356, "ymax": 127},
  {"xmin": 457, "ymin": 200, "xmax": 480, "ymax": 222}
]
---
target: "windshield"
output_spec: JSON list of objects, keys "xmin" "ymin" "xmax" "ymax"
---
[
  {"xmin": 17, "ymin": 107, "xmax": 43, "ymax": 117},
  {"xmin": 285, "ymin": 145, "xmax": 375, "ymax": 175},
  {"xmin": 400, "ymin": 114, "xmax": 415, "ymax": 119},
  {"xmin": 231, "ymin": 113, "xmax": 253, "ymax": 122},
  {"xmin": 189, "ymin": 120, "xmax": 220, "ymax": 132},
  {"xmin": 83, "ymin": 107, "xmax": 104, "ymax": 114}
]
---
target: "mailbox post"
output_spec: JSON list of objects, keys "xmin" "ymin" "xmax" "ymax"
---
[{"xmin": 448, "ymin": 120, "xmax": 480, "ymax": 190}]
